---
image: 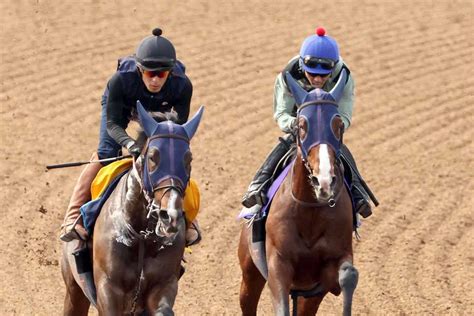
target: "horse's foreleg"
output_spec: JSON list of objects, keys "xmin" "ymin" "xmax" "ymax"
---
[
  {"xmin": 338, "ymin": 261, "xmax": 358, "ymax": 316},
  {"xmin": 238, "ymin": 227, "xmax": 266, "ymax": 316},
  {"xmin": 297, "ymin": 293, "xmax": 327, "ymax": 316},
  {"xmin": 61, "ymin": 251, "xmax": 90, "ymax": 316},
  {"xmin": 147, "ymin": 278, "xmax": 178, "ymax": 316},
  {"xmin": 95, "ymin": 279, "xmax": 125, "ymax": 316},
  {"xmin": 267, "ymin": 252, "xmax": 294, "ymax": 316}
]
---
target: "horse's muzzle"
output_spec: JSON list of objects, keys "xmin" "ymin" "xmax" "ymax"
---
[{"xmin": 156, "ymin": 209, "xmax": 182, "ymax": 238}]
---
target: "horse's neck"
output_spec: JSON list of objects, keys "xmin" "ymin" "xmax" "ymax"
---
[{"xmin": 119, "ymin": 167, "xmax": 148, "ymax": 229}]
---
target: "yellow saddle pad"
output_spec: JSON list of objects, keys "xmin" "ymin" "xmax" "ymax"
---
[{"xmin": 90, "ymin": 158, "xmax": 200, "ymax": 223}]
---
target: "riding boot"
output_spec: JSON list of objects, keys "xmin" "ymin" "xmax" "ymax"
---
[
  {"xmin": 340, "ymin": 145, "xmax": 372, "ymax": 218},
  {"xmin": 185, "ymin": 219, "xmax": 202, "ymax": 246},
  {"xmin": 241, "ymin": 134, "xmax": 294, "ymax": 209},
  {"xmin": 60, "ymin": 152, "xmax": 103, "ymax": 242},
  {"xmin": 351, "ymin": 178, "xmax": 372, "ymax": 218}
]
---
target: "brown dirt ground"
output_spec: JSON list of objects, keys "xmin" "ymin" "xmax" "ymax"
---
[{"xmin": 1, "ymin": 0, "xmax": 473, "ymax": 315}]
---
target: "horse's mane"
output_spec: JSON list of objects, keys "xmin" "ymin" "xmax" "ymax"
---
[{"xmin": 135, "ymin": 110, "xmax": 179, "ymax": 150}]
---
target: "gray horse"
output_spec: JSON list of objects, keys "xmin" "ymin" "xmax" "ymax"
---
[{"xmin": 62, "ymin": 101, "xmax": 204, "ymax": 315}]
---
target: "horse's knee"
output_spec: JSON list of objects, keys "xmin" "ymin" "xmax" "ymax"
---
[{"xmin": 338, "ymin": 261, "xmax": 358, "ymax": 291}]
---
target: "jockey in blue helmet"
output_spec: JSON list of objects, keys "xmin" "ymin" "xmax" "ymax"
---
[
  {"xmin": 241, "ymin": 27, "xmax": 375, "ymax": 219},
  {"xmin": 60, "ymin": 28, "xmax": 201, "ymax": 245}
]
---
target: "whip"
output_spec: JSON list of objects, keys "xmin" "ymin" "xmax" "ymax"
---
[{"xmin": 46, "ymin": 155, "xmax": 132, "ymax": 170}]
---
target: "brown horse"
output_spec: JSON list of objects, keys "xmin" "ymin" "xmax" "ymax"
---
[
  {"xmin": 62, "ymin": 102, "xmax": 204, "ymax": 315},
  {"xmin": 238, "ymin": 70, "xmax": 358, "ymax": 316}
]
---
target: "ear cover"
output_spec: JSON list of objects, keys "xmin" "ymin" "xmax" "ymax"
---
[
  {"xmin": 328, "ymin": 69, "xmax": 347, "ymax": 102},
  {"xmin": 136, "ymin": 100, "xmax": 159, "ymax": 137},
  {"xmin": 182, "ymin": 106, "xmax": 204, "ymax": 140},
  {"xmin": 285, "ymin": 72, "xmax": 309, "ymax": 106}
]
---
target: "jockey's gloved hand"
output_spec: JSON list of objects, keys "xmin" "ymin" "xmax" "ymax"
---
[
  {"xmin": 126, "ymin": 141, "xmax": 142, "ymax": 159},
  {"xmin": 290, "ymin": 118, "xmax": 298, "ymax": 135}
]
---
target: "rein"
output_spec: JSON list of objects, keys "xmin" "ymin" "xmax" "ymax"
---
[{"xmin": 125, "ymin": 169, "xmax": 185, "ymax": 316}]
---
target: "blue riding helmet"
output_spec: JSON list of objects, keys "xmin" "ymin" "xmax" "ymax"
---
[{"xmin": 299, "ymin": 27, "xmax": 339, "ymax": 75}]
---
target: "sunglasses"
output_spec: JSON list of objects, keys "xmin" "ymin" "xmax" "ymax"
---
[
  {"xmin": 302, "ymin": 56, "xmax": 336, "ymax": 70},
  {"xmin": 306, "ymin": 71, "xmax": 331, "ymax": 78},
  {"xmin": 141, "ymin": 69, "xmax": 170, "ymax": 79}
]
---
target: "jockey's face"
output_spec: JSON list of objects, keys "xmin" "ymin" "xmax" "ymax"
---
[
  {"xmin": 139, "ymin": 68, "xmax": 170, "ymax": 93},
  {"xmin": 305, "ymin": 71, "xmax": 331, "ymax": 89}
]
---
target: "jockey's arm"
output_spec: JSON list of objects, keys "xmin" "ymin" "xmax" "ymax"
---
[
  {"xmin": 106, "ymin": 73, "xmax": 135, "ymax": 148},
  {"xmin": 273, "ymin": 73, "xmax": 297, "ymax": 133},
  {"xmin": 337, "ymin": 72, "xmax": 355, "ymax": 130},
  {"xmin": 171, "ymin": 77, "xmax": 193, "ymax": 125}
]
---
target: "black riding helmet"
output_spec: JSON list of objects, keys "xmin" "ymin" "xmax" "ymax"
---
[{"xmin": 135, "ymin": 28, "xmax": 176, "ymax": 71}]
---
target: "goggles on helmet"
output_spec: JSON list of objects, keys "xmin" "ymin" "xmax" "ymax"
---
[
  {"xmin": 301, "ymin": 56, "xmax": 336, "ymax": 71},
  {"xmin": 136, "ymin": 58, "xmax": 175, "ymax": 72},
  {"xmin": 306, "ymin": 71, "xmax": 331, "ymax": 78}
]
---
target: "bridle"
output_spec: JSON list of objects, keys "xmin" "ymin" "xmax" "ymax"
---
[
  {"xmin": 290, "ymin": 100, "xmax": 345, "ymax": 208},
  {"xmin": 127, "ymin": 164, "xmax": 186, "ymax": 316}
]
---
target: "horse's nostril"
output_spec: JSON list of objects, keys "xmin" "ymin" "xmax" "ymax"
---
[
  {"xmin": 159, "ymin": 210, "xmax": 170, "ymax": 222},
  {"xmin": 167, "ymin": 226, "xmax": 178, "ymax": 234},
  {"xmin": 311, "ymin": 176, "xmax": 319, "ymax": 186}
]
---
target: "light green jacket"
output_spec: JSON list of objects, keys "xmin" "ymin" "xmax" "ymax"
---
[{"xmin": 273, "ymin": 56, "xmax": 355, "ymax": 133}]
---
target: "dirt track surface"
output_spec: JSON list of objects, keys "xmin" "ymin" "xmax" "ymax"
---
[{"xmin": 1, "ymin": 0, "xmax": 473, "ymax": 314}]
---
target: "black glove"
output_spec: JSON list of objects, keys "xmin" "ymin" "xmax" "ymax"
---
[{"xmin": 126, "ymin": 141, "xmax": 141, "ymax": 159}]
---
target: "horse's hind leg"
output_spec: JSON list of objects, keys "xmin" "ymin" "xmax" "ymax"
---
[
  {"xmin": 238, "ymin": 226, "xmax": 266, "ymax": 316},
  {"xmin": 338, "ymin": 261, "xmax": 358, "ymax": 316},
  {"xmin": 61, "ymin": 253, "xmax": 90, "ymax": 316}
]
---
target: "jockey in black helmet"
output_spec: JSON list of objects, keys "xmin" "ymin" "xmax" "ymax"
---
[
  {"xmin": 241, "ymin": 27, "xmax": 375, "ymax": 220},
  {"xmin": 60, "ymin": 28, "xmax": 200, "ymax": 243}
]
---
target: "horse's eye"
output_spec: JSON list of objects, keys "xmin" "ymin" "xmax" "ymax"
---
[
  {"xmin": 147, "ymin": 148, "xmax": 160, "ymax": 172},
  {"xmin": 331, "ymin": 116, "xmax": 344, "ymax": 141},
  {"xmin": 183, "ymin": 151, "xmax": 192, "ymax": 176},
  {"xmin": 298, "ymin": 117, "xmax": 308, "ymax": 141}
]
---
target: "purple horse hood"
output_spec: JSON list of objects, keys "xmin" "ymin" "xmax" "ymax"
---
[{"xmin": 137, "ymin": 101, "xmax": 204, "ymax": 194}]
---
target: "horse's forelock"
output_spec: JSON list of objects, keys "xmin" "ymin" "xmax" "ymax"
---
[{"xmin": 135, "ymin": 110, "xmax": 179, "ymax": 150}]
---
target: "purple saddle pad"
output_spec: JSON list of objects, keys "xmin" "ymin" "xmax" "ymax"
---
[{"xmin": 238, "ymin": 160, "xmax": 294, "ymax": 219}]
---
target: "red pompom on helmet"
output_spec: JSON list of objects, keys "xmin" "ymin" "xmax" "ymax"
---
[{"xmin": 316, "ymin": 27, "xmax": 326, "ymax": 36}]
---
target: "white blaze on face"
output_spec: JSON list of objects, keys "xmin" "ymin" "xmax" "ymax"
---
[
  {"xmin": 317, "ymin": 144, "xmax": 332, "ymax": 192},
  {"xmin": 166, "ymin": 188, "xmax": 180, "ymax": 222}
]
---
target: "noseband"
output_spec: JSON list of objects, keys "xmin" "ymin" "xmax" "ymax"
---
[{"xmin": 139, "ymin": 179, "xmax": 183, "ymax": 236}]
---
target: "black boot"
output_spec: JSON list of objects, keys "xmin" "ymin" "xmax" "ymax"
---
[
  {"xmin": 242, "ymin": 135, "xmax": 294, "ymax": 208},
  {"xmin": 340, "ymin": 145, "xmax": 372, "ymax": 218},
  {"xmin": 351, "ymin": 179, "xmax": 372, "ymax": 218}
]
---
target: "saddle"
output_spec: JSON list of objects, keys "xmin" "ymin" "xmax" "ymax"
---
[{"xmin": 81, "ymin": 159, "xmax": 201, "ymax": 235}]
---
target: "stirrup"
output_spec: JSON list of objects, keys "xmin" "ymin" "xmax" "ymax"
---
[
  {"xmin": 239, "ymin": 204, "xmax": 262, "ymax": 219},
  {"xmin": 242, "ymin": 187, "xmax": 267, "ymax": 208},
  {"xmin": 185, "ymin": 222, "xmax": 202, "ymax": 247}
]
